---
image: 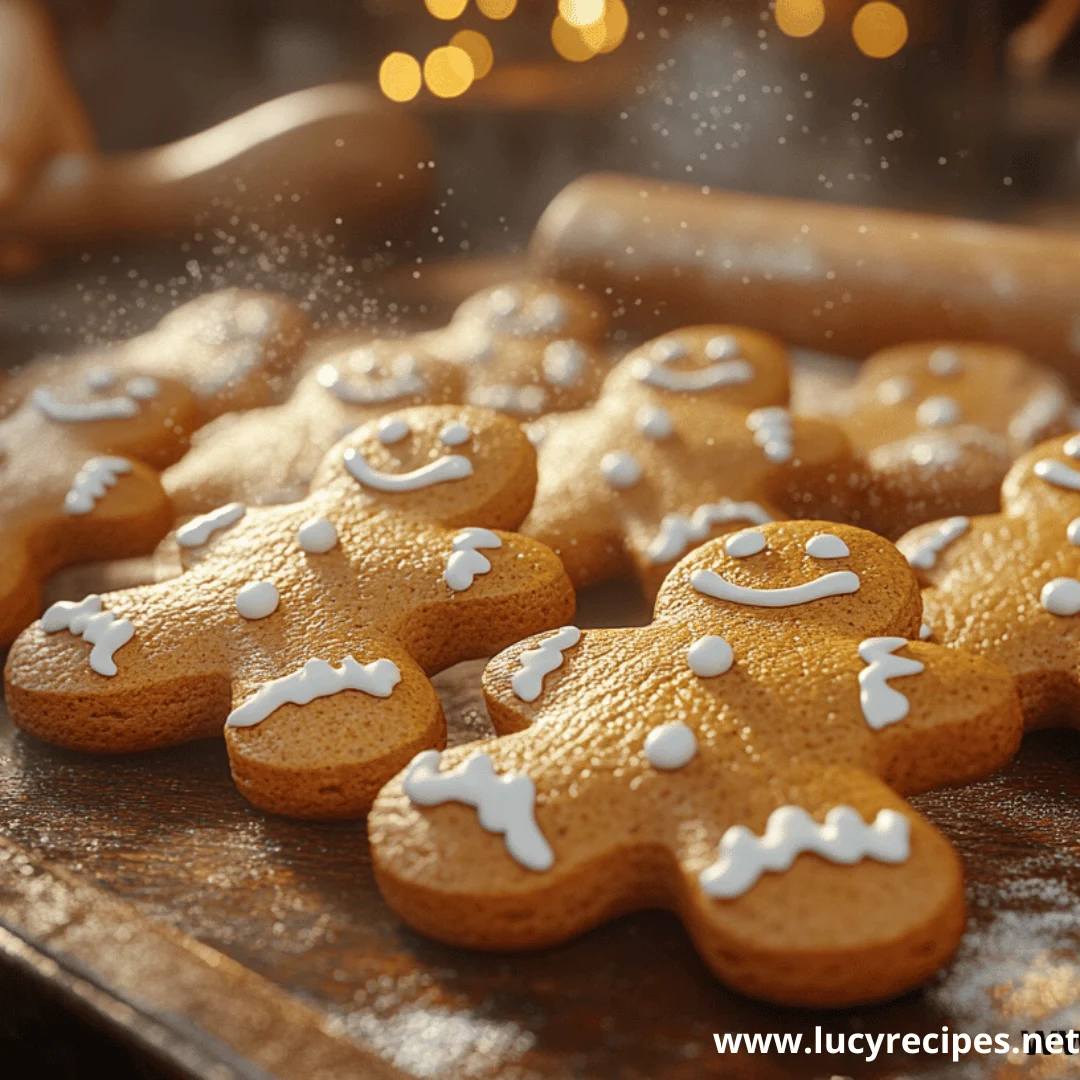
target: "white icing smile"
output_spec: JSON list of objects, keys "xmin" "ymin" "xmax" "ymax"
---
[
  {"xmin": 316, "ymin": 354, "xmax": 425, "ymax": 404},
  {"xmin": 344, "ymin": 447, "xmax": 473, "ymax": 491},
  {"xmin": 631, "ymin": 337, "xmax": 753, "ymax": 394},
  {"xmin": 691, "ymin": 567, "xmax": 860, "ymax": 607}
]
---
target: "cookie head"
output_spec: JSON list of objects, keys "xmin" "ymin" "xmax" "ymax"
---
[
  {"xmin": 1001, "ymin": 432, "xmax": 1080, "ymax": 519},
  {"xmin": 312, "ymin": 404, "xmax": 537, "ymax": 528},
  {"xmin": 656, "ymin": 521, "xmax": 921, "ymax": 641},
  {"xmin": 452, "ymin": 279, "xmax": 606, "ymax": 343},
  {"xmin": 605, "ymin": 326, "xmax": 790, "ymax": 410}
]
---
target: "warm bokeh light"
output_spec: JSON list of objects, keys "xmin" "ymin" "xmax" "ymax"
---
[
  {"xmin": 551, "ymin": 14, "xmax": 597, "ymax": 61},
  {"xmin": 775, "ymin": 0, "xmax": 826, "ymax": 39},
  {"xmin": 852, "ymin": 2, "xmax": 909, "ymax": 58},
  {"xmin": 451, "ymin": 29, "xmax": 494, "ymax": 79},
  {"xmin": 578, "ymin": 0, "xmax": 629, "ymax": 52},
  {"xmin": 378, "ymin": 52, "xmax": 422, "ymax": 102},
  {"xmin": 425, "ymin": 0, "xmax": 468, "ymax": 19},
  {"xmin": 558, "ymin": 0, "xmax": 605, "ymax": 29},
  {"xmin": 476, "ymin": 0, "xmax": 516, "ymax": 18},
  {"xmin": 424, "ymin": 45, "xmax": 475, "ymax": 97}
]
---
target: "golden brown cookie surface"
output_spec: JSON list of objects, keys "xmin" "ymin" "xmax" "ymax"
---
[
  {"xmin": 900, "ymin": 432, "xmax": 1080, "ymax": 725},
  {"xmin": 370, "ymin": 521, "xmax": 1023, "ymax": 1007},
  {"xmin": 0, "ymin": 371, "xmax": 200, "ymax": 645},
  {"xmin": 5, "ymin": 405, "xmax": 575, "ymax": 819}
]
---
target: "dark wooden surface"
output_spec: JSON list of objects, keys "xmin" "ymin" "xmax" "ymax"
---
[{"xmin": 3, "ymin": 577, "xmax": 1080, "ymax": 1079}]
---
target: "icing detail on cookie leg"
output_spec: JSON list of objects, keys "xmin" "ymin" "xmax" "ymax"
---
[
  {"xmin": 226, "ymin": 656, "xmax": 401, "ymax": 728},
  {"xmin": 344, "ymin": 448, "xmax": 474, "ymax": 491},
  {"xmin": 64, "ymin": 457, "xmax": 132, "ymax": 515},
  {"xmin": 691, "ymin": 568, "xmax": 860, "ymax": 607},
  {"xmin": 645, "ymin": 501, "xmax": 774, "ymax": 564},
  {"xmin": 297, "ymin": 517, "xmax": 338, "ymax": 553},
  {"xmin": 1041, "ymin": 578, "xmax": 1080, "ymax": 617},
  {"xmin": 698, "ymin": 805, "xmax": 910, "ymax": 899},
  {"xmin": 902, "ymin": 516, "xmax": 969, "ymax": 570},
  {"xmin": 175, "ymin": 502, "xmax": 246, "ymax": 547},
  {"xmin": 1034, "ymin": 458, "xmax": 1080, "ymax": 492},
  {"xmin": 445, "ymin": 527, "xmax": 502, "ymax": 591},
  {"xmin": 511, "ymin": 626, "xmax": 581, "ymax": 702},
  {"xmin": 403, "ymin": 750, "xmax": 554, "ymax": 871},
  {"xmin": 746, "ymin": 407, "xmax": 793, "ymax": 463},
  {"xmin": 688, "ymin": 635, "xmax": 734, "ymax": 677},
  {"xmin": 857, "ymin": 637, "xmax": 925, "ymax": 729},
  {"xmin": 32, "ymin": 387, "xmax": 140, "ymax": 423},
  {"xmin": 644, "ymin": 722, "xmax": 698, "ymax": 769},
  {"xmin": 41, "ymin": 595, "xmax": 135, "ymax": 677}
]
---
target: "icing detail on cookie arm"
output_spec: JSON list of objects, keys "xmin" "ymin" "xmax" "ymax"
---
[
  {"xmin": 645, "ymin": 500, "xmax": 774, "ymax": 564},
  {"xmin": 64, "ymin": 457, "xmax": 133, "ymax": 515},
  {"xmin": 175, "ymin": 502, "xmax": 246, "ymax": 547},
  {"xmin": 403, "ymin": 750, "xmax": 554, "ymax": 872},
  {"xmin": 857, "ymin": 637, "xmax": 925, "ymax": 729},
  {"xmin": 698, "ymin": 805, "xmax": 910, "ymax": 899},
  {"xmin": 746, "ymin": 407, "xmax": 794, "ymax": 463},
  {"xmin": 316, "ymin": 361, "xmax": 425, "ymax": 404},
  {"xmin": 632, "ymin": 357, "xmax": 753, "ymax": 392},
  {"xmin": 226, "ymin": 656, "xmax": 401, "ymax": 728},
  {"xmin": 511, "ymin": 626, "xmax": 581, "ymax": 702},
  {"xmin": 900, "ymin": 516, "xmax": 969, "ymax": 570},
  {"xmin": 444, "ymin": 527, "xmax": 502, "ymax": 591},
  {"xmin": 1033, "ymin": 459, "xmax": 1080, "ymax": 492},
  {"xmin": 343, "ymin": 448, "xmax": 474, "ymax": 491},
  {"xmin": 41, "ymin": 595, "xmax": 135, "ymax": 677},
  {"xmin": 690, "ymin": 569, "xmax": 860, "ymax": 607},
  {"xmin": 32, "ymin": 387, "xmax": 140, "ymax": 423}
]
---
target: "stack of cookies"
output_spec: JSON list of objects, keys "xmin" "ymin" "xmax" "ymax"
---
[{"xmin": 3, "ymin": 271, "xmax": 1079, "ymax": 1009}]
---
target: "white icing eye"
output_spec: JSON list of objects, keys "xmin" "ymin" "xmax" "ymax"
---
[
  {"xmin": 876, "ymin": 375, "xmax": 914, "ymax": 406},
  {"xmin": 928, "ymin": 347, "xmax": 962, "ymax": 377},
  {"xmin": 725, "ymin": 529, "xmax": 767, "ymax": 558},
  {"xmin": 236, "ymin": 581, "xmax": 279, "ymax": 620},
  {"xmin": 600, "ymin": 450, "xmax": 642, "ymax": 490},
  {"xmin": 439, "ymin": 421, "xmax": 471, "ymax": 446},
  {"xmin": 687, "ymin": 634, "xmax": 734, "ymax": 677},
  {"xmin": 377, "ymin": 416, "xmax": 410, "ymax": 445},
  {"xmin": 805, "ymin": 534, "xmax": 850, "ymax": 559},
  {"xmin": 298, "ymin": 517, "xmax": 338, "ymax": 554},
  {"xmin": 704, "ymin": 334, "xmax": 739, "ymax": 360},
  {"xmin": 125, "ymin": 376, "xmax": 159, "ymax": 400},
  {"xmin": 635, "ymin": 404, "xmax": 673, "ymax": 440},
  {"xmin": 915, "ymin": 396, "xmax": 961, "ymax": 428},
  {"xmin": 650, "ymin": 337, "xmax": 688, "ymax": 363},
  {"xmin": 644, "ymin": 721, "xmax": 698, "ymax": 769},
  {"xmin": 1065, "ymin": 434, "xmax": 1080, "ymax": 459},
  {"xmin": 1041, "ymin": 577, "xmax": 1080, "ymax": 617},
  {"xmin": 542, "ymin": 340, "xmax": 586, "ymax": 388},
  {"xmin": 85, "ymin": 367, "xmax": 116, "ymax": 391}
]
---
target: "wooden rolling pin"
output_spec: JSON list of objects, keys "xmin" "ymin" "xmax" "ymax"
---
[
  {"xmin": 0, "ymin": 83, "xmax": 432, "ymax": 255},
  {"xmin": 529, "ymin": 173, "xmax": 1080, "ymax": 386}
]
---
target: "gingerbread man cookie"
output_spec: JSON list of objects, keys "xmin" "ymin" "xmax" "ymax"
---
[
  {"xmin": 4, "ymin": 288, "xmax": 309, "ymax": 420},
  {"xmin": 370, "ymin": 521, "xmax": 1022, "ymax": 1007},
  {"xmin": 0, "ymin": 371, "xmax": 201, "ymax": 645},
  {"xmin": 162, "ymin": 281, "xmax": 609, "ymax": 517},
  {"xmin": 5, "ymin": 405, "xmax": 574, "ymax": 819},
  {"xmin": 522, "ymin": 326, "xmax": 867, "ymax": 596},
  {"xmin": 899, "ymin": 432, "xmax": 1080, "ymax": 726},
  {"xmin": 838, "ymin": 342, "xmax": 1073, "ymax": 538}
]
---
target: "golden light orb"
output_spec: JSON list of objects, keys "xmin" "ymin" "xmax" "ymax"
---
[
  {"xmin": 425, "ymin": 0, "xmax": 469, "ymax": 20},
  {"xmin": 378, "ymin": 52, "xmax": 422, "ymax": 102},
  {"xmin": 477, "ymin": 0, "xmax": 516, "ymax": 18},
  {"xmin": 450, "ymin": 29, "xmax": 494, "ymax": 79},
  {"xmin": 852, "ymin": 2, "xmax": 909, "ymax": 58},
  {"xmin": 775, "ymin": 0, "xmax": 826, "ymax": 39},
  {"xmin": 551, "ymin": 15, "xmax": 597, "ymax": 61},
  {"xmin": 558, "ymin": 0, "xmax": 605, "ymax": 29},
  {"xmin": 423, "ymin": 45, "xmax": 475, "ymax": 97}
]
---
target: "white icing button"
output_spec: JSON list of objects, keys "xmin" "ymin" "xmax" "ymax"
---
[
  {"xmin": 1069, "ymin": 518, "xmax": 1080, "ymax": 547},
  {"xmin": 542, "ymin": 340, "xmax": 586, "ymax": 388},
  {"xmin": 805, "ymin": 533, "xmax": 850, "ymax": 559},
  {"xmin": 377, "ymin": 416, "xmax": 410, "ymax": 445},
  {"xmin": 724, "ymin": 529, "xmax": 767, "ymax": 558},
  {"xmin": 875, "ymin": 375, "xmax": 914, "ymax": 406},
  {"xmin": 688, "ymin": 635, "xmax": 734, "ymax": 677},
  {"xmin": 644, "ymin": 722, "xmax": 698, "ymax": 770},
  {"xmin": 919, "ymin": 623, "xmax": 933, "ymax": 640},
  {"xmin": 600, "ymin": 451, "xmax": 642, "ymax": 490},
  {"xmin": 928, "ymin": 347, "xmax": 962, "ymax": 377},
  {"xmin": 439, "ymin": 420, "xmax": 471, "ymax": 447},
  {"xmin": 236, "ymin": 581, "xmax": 280, "ymax": 620},
  {"xmin": 915, "ymin": 395, "xmax": 961, "ymax": 427},
  {"xmin": 1041, "ymin": 578, "xmax": 1080, "ymax": 617},
  {"xmin": 125, "ymin": 376, "xmax": 159, "ymax": 400},
  {"xmin": 704, "ymin": 333, "xmax": 739, "ymax": 360},
  {"xmin": 85, "ymin": 367, "xmax": 116, "ymax": 391},
  {"xmin": 488, "ymin": 287, "xmax": 520, "ymax": 318},
  {"xmin": 635, "ymin": 404, "xmax": 674, "ymax": 440},
  {"xmin": 298, "ymin": 517, "xmax": 338, "ymax": 554}
]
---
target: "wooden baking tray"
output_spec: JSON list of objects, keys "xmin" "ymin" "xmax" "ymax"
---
[{"xmin": 3, "ymin": 568, "xmax": 1080, "ymax": 1080}]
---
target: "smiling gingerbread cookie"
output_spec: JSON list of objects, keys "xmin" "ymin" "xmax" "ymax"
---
[
  {"xmin": 0, "ymin": 371, "xmax": 202, "ymax": 645},
  {"xmin": 522, "ymin": 326, "xmax": 869, "ymax": 596},
  {"xmin": 900, "ymin": 432, "xmax": 1080, "ymax": 729},
  {"xmin": 4, "ymin": 405, "xmax": 574, "ymax": 818},
  {"xmin": 369, "ymin": 520, "xmax": 1022, "ymax": 1007},
  {"xmin": 3, "ymin": 288, "xmax": 309, "ymax": 420},
  {"xmin": 838, "ymin": 342, "xmax": 1073, "ymax": 538}
]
